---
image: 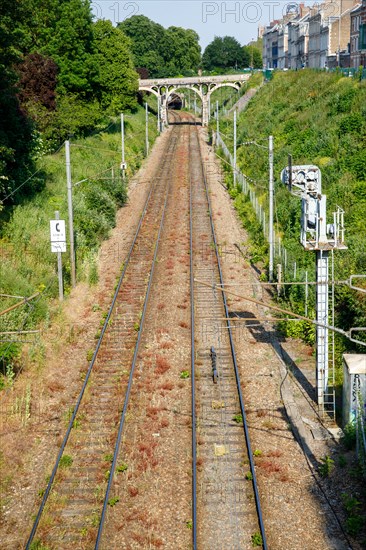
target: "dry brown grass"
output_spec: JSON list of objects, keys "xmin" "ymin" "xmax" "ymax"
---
[
  {"xmin": 155, "ymin": 355, "xmax": 171, "ymax": 374},
  {"xmin": 151, "ymin": 538, "xmax": 164, "ymax": 548},
  {"xmin": 267, "ymin": 449, "xmax": 282, "ymax": 458},
  {"xmin": 258, "ymin": 460, "xmax": 281, "ymax": 475},
  {"xmin": 129, "ymin": 486, "xmax": 139, "ymax": 497},
  {"xmin": 146, "ymin": 407, "xmax": 162, "ymax": 419},
  {"xmin": 47, "ymin": 378, "xmax": 65, "ymax": 393},
  {"xmin": 160, "ymin": 417, "xmax": 169, "ymax": 428},
  {"xmin": 159, "ymin": 341, "xmax": 173, "ymax": 350},
  {"xmin": 159, "ymin": 381, "xmax": 174, "ymax": 390}
]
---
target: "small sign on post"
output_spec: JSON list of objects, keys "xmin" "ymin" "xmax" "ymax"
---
[
  {"xmin": 50, "ymin": 219, "xmax": 66, "ymax": 252},
  {"xmin": 50, "ymin": 213, "xmax": 66, "ymax": 301}
]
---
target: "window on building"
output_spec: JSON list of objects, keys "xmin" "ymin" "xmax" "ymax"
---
[{"xmin": 360, "ymin": 23, "xmax": 366, "ymax": 49}]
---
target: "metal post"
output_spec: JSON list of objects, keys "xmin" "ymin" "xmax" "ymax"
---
[
  {"xmin": 316, "ymin": 250, "xmax": 329, "ymax": 414},
  {"xmin": 216, "ymin": 100, "xmax": 219, "ymax": 138},
  {"xmin": 288, "ymin": 154, "xmax": 292, "ymax": 194},
  {"xmin": 65, "ymin": 140, "xmax": 76, "ymax": 287},
  {"xmin": 305, "ymin": 270, "xmax": 308, "ymax": 317},
  {"xmin": 145, "ymin": 102, "xmax": 149, "ymax": 157},
  {"xmin": 269, "ymin": 135, "xmax": 274, "ymax": 283},
  {"xmin": 55, "ymin": 211, "xmax": 63, "ymax": 301},
  {"xmin": 294, "ymin": 261, "xmax": 297, "ymax": 280},
  {"xmin": 157, "ymin": 96, "xmax": 160, "ymax": 133},
  {"xmin": 233, "ymin": 110, "xmax": 237, "ymax": 186},
  {"xmin": 277, "ymin": 264, "xmax": 282, "ymax": 296},
  {"xmin": 284, "ymin": 248, "xmax": 287, "ymax": 275},
  {"xmin": 121, "ymin": 113, "xmax": 125, "ymax": 166}
]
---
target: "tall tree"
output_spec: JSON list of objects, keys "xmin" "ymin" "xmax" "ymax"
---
[
  {"xmin": 0, "ymin": 0, "xmax": 38, "ymax": 204},
  {"xmin": 92, "ymin": 20, "xmax": 138, "ymax": 114},
  {"xmin": 18, "ymin": 0, "xmax": 95, "ymax": 98},
  {"xmin": 243, "ymin": 40, "xmax": 263, "ymax": 69},
  {"xmin": 119, "ymin": 16, "xmax": 201, "ymax": 78},
  {"xmin": 164, "ymin": 27, "xmax": 201, "ymax": 76},
  {"xmin": 118, "ymin": 15, "xmax": 166, "ymax": 78},
  {"xmin": 202, "ymin": 36, "xmax": 244, "ymax": 71}
]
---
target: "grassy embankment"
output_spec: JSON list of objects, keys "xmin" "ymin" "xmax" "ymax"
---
[
  {"xmin": 214, "ymin": 70, "xmax": 366, "ymax": 391},
  {"xmin": 0, "ymin": 105, "xmax": 158, "ymax": 387}
]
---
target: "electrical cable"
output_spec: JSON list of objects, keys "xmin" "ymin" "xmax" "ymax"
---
[
  {"xmin": 2, "ymin": 141, "xmax": 65, "ymax": 202},
  {"xmin": 73, "ymin": 163, "xmax": 121, "ymax": 187},
  {"xmin": 0, "ymin": 278, "xmax": 56, "ymax": 391},
  {"xmin": 71, "ymin": 144, "xmax": 120, "ymax": 155}
]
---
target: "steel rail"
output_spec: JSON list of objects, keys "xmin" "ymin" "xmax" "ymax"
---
[
  {"xmin": 196, "ymin": 128, "xmax": 268, "ymax": 549},
  {"xmin": 25, "ymin": 132, "xmax": 177, "ymax": 549},
  {"xmin": 189, "ymin": 169, "xmax": 198, "ymax": 549},
  {"xmin": 95, "ymin": 134, "xmax": 179, "ymax": 548}
]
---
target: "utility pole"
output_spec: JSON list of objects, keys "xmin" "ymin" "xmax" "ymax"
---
[
  {"xmin": 269, "ymin": 135, "xmax": 274, "ymax": 283},
  {"xmin": 233, "ymin": 110, "xmax": 237, "ymax": 187},
  {"xmin": 216, "ymin": 100, "xmax": 219, "ymax": 137},
  {"xmin": 145, "ymin": 102, "xmax": 149, "ymax": 157},
  {"xmin": 120, "ymin": 113, "xmax": 126, "ymax": 179},
  {"xmin": 157, "ymin": 96, "xmax": 161, "ymax": 133},
  {"xmin": 65, "ymin": 140, "xmax": 76, "ymax": 287}
]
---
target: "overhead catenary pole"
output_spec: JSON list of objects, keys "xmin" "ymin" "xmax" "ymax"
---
[
  {"xmin": 120, "ymin": 113, "xmax": 126, "ymax": 179},
  {"xmin": 233, "ymin": 110, "xmax": 237, "ymax": 187},
  {"xmin": 65, "ymin": 140, "xmax": 76, "ymax": 287},
  {"xmin": 269, "ymin": 135, "xmax": 274, "ymax": 283},
  {"xmin": 216, "ymin": 100, "xmax": 219, "ymax": 137},
  {"xmin": 157, "ymin": 96, "xmax": 160, "ymax": 133},
  {"xmin": 55, "ymin": 211, "xmax": 64, "ymax": 301},
  {"xmin": 145, "ymin": 102, "xmax": 149, "ymax": 157}
]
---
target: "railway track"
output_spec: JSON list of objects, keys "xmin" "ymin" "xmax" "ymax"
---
[
  {"xmin": 188, "ymin": 123, "xmax": 267, "ymax": 548},
  {"xmin": 26, "ymin": 121, "xmax": 181, "ymax": 549},
  {"xmin": 25, "ymin": 110, "xmax": 267, "ymax": 549}
]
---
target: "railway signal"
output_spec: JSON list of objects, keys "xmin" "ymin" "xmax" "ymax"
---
[{"xmin": 281, "ymin": 161, "xmax": 347, "ymax": 414}]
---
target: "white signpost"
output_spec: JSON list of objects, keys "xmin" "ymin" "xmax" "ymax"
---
[{"xmin": 50, "ymin": 212, "xmax": 66, "ymax": 301}]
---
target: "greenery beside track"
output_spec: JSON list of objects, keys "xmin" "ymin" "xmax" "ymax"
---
[
  {"xmin": 0, "ymin": 106, "xmax": 158, "ymax": 386},
  {"xmin": 214, "ymin": 70, "xmax": 366, "ymax": 391}
]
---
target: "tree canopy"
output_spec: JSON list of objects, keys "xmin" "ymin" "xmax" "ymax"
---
[
  {"xmin": 0, "ymin": 0, "xmax": 141, "ymax": 205},
  {"xmin": 0, "ymin": 0, "xmax": 37, "ymax": 204},
  {"xmin": 118, "ymin": 15, "xmax": 201, "ymax": 78},
  {"xmin": 92, "ymin": 20, "xmax": 138, "ymax": 114},
  {"xmin": 202, "ymin": 36, "xmax": 244, "ymax": 71}
]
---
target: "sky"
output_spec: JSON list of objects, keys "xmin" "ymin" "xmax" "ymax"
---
[{"xmin": 91, "ymin": 0, "xmax": 300, "ymax": 50}]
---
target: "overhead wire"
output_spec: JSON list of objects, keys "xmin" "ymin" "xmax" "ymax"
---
[{"xmin": 1, "ymin": 141, "xmax": 65, "ymax": 203}]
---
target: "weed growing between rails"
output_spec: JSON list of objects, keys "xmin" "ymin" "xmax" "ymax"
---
[{"xmin": 95, "ymin": 117, "xmax": 192, "ymax": 549}]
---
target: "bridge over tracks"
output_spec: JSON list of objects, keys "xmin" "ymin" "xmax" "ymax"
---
[{"xmin": 139, "ymin": 74, "xmax": 251, "ymax": 127}]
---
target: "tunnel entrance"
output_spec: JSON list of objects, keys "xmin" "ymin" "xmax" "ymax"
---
[{"xmin": 167, "ymin": 93, "xmax": 183, "ymax": 110}]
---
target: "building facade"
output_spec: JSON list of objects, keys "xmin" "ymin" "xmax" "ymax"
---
[{"xmin": 262, "ymin": 0, "xmax": 364, "ymax": 69}]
